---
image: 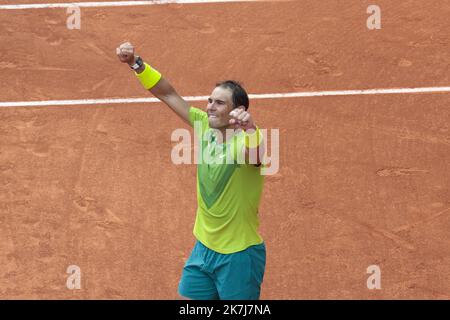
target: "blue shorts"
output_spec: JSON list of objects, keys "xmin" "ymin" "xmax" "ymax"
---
[{"xmin": 178, "ymin": 240, "xmax": 266, "ymax": 300}]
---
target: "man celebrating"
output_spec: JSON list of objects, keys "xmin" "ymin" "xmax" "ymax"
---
[{"xmin": 117, "ymin": 42, "xmax": 266, "ymax": 300}]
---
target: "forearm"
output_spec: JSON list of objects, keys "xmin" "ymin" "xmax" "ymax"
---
[
  {"xmin": 132, "ymin": 57, "xmax": 173, "ymax": 98},
  {"xmin": 247, "ymin": 144, "xmax": 264, "ymax": 165},
  {"xmin": 149, "ymin": 75, "xmax": 179, "ymax": 101},
  {"xmin": 133, "ymin": 60, "xmax": 190, "ymax": 123},
  {"xmin": 244, "ymin": 126, "xmax": 264, "ymax": 166},
  {"xmin": 149, "ymin": 77, "xmax": 190, "ymax": 121}
]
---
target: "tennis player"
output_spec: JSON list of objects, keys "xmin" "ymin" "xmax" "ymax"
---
[{"xmin": 117, "ymin": 42, "xmax": 266, "ymax": 300}]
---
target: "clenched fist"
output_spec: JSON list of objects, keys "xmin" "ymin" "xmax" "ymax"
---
[
  {"xmin": 229, "ymin": 108, "xmax": 256, "ymax": 131},
  {"xmin": 116, "ymin": 42, "xmax": 136, "ymax": 65}
]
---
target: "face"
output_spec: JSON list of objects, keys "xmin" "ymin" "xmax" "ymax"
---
[{"xmin": 206, "ymin": 86, "xmax": 234, "ymax": 129}]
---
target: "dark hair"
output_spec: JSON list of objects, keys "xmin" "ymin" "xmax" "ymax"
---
[{"xmin": 215, "ymin": 80, "xmax": 249, "ymax": 110}]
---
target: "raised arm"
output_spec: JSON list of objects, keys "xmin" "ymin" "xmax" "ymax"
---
[{"xmin": 116, "ymin": 42, "xmax": 190, "ymax": 125}]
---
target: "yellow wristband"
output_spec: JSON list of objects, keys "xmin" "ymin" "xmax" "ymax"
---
[
  {"xmin": 135, "ymin": 63, "xmax": 162, "ymax": 90},
  {"xmin": 244, "ymin": 127, "xmax": 263, "ymax": 149}
]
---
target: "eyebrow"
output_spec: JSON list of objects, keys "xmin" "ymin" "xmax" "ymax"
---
[{"xmin": 208, "ymin": 97, "xmax": 226, "ymax": 103}]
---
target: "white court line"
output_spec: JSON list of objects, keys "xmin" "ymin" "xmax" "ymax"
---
[
  {"xmin": 0, "ymin": 0, "xmax": 263, "ymax": 10},
  {"xmin": 1, "ymin": 86, "xmax": 450, "ymax": 108}
]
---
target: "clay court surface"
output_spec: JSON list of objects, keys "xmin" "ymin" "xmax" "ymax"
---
[{"xmin": 0, "ymin": 0, "xmax": 449, "ymax": 299}]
